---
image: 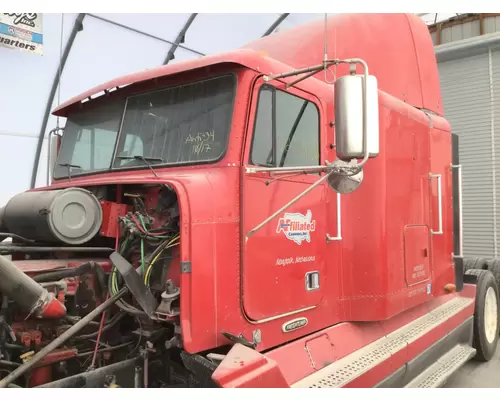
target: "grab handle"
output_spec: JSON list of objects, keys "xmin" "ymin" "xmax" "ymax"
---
[
  {"xmin": 451, "ymin": 164, "xmax": 463, "ymax": 257},
  {"xmin": 326, "ymin": 193, "xmax": 342, "ymax": 242},
  {"xmin": 429, "ymin": 173, "xmax": 443, "ymax": 235}
]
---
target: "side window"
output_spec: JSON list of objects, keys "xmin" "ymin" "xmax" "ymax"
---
[
  {"xmin": 251, "ymin": 88, "xmax": 273, "ymax": 165},
  {"xmin": 251, "ymin": 86, "xmax": 320, "ymax": 167}
]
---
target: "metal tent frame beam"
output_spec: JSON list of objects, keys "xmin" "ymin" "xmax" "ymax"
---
[
  {"xmin": 30, "ymin": 13, "xmax": 86, "ymax": 189},
  {"xmin": 89, "ymin": 13, "xmax": 204, "ymax": 57},
  {"xmin": 163, "ymin": 13, "xmax": 199, "ymax": 65},
  {"xmin": 263, "ymin": 13, "xmax": 290, "ymax": 36}
]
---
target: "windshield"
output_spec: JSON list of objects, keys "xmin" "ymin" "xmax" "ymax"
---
[
  {"xmin": 54, "ymin": 74, "xmax": 236, "ymax": 179},
  {"xmin": 53, "ymin": 99, "xmax": 125, "ymax": 179}
]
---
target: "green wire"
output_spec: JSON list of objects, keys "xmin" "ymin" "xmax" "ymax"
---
[
  {"xmin": 111, "ymin": 223, "xmax": 170, "ymax": 294},
  {"xmin": 111, "ymin": 236, "xmax": 129, "ymax": 295},
  {"xmin": 137, "ymin": 213, "xmax": 170, "ymax": 239},
  {"xmin": 137, "ymin": 214, "xmax": 148, "ymax": 230},
  {"xmin": 140, "ymin": 238, "xmax": 145, "ymax": 273}
]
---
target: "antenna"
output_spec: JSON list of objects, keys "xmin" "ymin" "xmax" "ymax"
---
[
  {"xmin": 324, "ymin": 13, "xmax": 328, "ymax": 63},
  {"xmin": 323, "ymin": 14, "xmax": 336, "ymax": 85}
]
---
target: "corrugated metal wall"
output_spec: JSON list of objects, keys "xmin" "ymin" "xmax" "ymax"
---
[
  {"xmin": 438, "ymin": 49, "xmax": 500, "ymax": 258},
  {"xmin": 431, "ymin": 15, "xmax": 500, "ymax": 45}
]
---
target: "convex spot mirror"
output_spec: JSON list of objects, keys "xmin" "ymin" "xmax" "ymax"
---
[
  {"xmin": 334, "ymin": 74, "xmax": 379, "ymax": 161},
  {"xmin": 327, "ymin": 159, "xmax": 363, "ymax": 194}
]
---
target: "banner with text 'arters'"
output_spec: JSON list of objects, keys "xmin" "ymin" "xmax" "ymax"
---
[{"xmin": 0, "ymin": 13, "xmax": 43, "ymax": 55}]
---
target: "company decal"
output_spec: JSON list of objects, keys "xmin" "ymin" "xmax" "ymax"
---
[
  {"xmin": 276, "ymin": 210, "xmax": 316, "ymax": 245},
  {"xmin": 276, "ymin": 255, "xmax": 316, "ymax": 267},
  {"xmin": 0, "ymin": 13, "xmax": 43, "ymax": 55},
  {"xmin": 412, "ymin": 264, "xmax": 426, "ymax": 280},
  {"xmin": 282, "ymin": 317, "xmax": 308, "ymax": 333}
]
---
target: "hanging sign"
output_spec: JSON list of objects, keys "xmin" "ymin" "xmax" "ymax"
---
[{"xmin": 0, "ymin": 13, "xmax": 43, "ymax": 55}]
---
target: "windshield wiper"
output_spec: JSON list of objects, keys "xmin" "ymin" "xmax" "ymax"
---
[
  {"xmin": 117, "ymin": 155, "xmax": 163, "ymax": 178},
  {"xmin": 57, "ymin": 163, "xmax": 81, "ymax": 181},
  {"xmin": 118, "ymin": 156, "xmax": 163, "ymax": 162}
]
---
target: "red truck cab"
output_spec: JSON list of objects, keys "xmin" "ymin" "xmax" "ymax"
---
[{"xmin": 0, "ymin": 13, "xmax": 497, "ymax": 389}]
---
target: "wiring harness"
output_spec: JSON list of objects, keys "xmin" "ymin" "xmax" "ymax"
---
[{"xmin": 108, "ymin": 210, "xmax": 180, "ymax": 317}]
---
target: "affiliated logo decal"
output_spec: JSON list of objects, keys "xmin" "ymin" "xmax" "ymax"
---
[
  {"xmin": 276, "ymin": 210, "xmax": 316, "ymax": 245},
  {"xmin": 282, "ymin": 318, "xmax": 308, "ymax": 333}
]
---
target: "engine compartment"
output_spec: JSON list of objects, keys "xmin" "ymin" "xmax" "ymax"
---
[{"xmin": 0, "ymin": 183, "xmax": 216, "ymax": 388}]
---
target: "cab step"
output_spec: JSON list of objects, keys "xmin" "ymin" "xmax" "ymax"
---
[{"xmin": 404, "ymin": 344, "xmax": 476, "ymax": 388}]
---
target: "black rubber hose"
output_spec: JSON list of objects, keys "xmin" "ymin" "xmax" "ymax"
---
[
  {"xmin": 4, "ymin": 343, "xmax": 24, "ymax": 350},
  {"xmin": 0, "ymin": 287, "xmax": 128, "ymax": 388},
  {"xmin": 33, "ymin": 261, "xmax": 108, "ymax": 297},
  {"xmin": 64, "ymin": 309, "xmax": 123, "ymax": 328},
  {"xmin": 94, "ymin": 266, "xmax": 108, "ymax": 295},
  {"xmin": 0, "ymin": 245, "xmax": 114, "ymax": 254},
  {"xmin": 74, "ymin": 311, "xmax": 127, "ymax": 340},
  {"xmin": 115, "ymin": 300, "xmax": 147, "ymax": 317},
  {"xmin": 0, "ymin": 360, "xmax": 20, "ymax": 368},
  {"xmin": 0, "ymin": 233, "xmax": 35, "ymax": 244},
  {"xmin": 33, "ymin": 262, "xmax": 94, "ymax": 282}
]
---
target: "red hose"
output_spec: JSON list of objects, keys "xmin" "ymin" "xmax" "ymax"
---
[
  {"xmin": 90, "ymin": 293, "xmax": 110, "ymax": 369},
  {"xmin": 90, "ymin": 233, "xmax": 120, "ymax": 368}
]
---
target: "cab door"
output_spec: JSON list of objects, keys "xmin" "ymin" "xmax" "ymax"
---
[{"xmin": 241, "ymin": 78, "xmax": 328, "ymax": 321}]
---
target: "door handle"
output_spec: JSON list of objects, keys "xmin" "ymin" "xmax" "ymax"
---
[
  {"xmin": 429, "ymin": 173, "xmax": 443, "ymax": 235},
  {"xmin": 326, "ymin": 193, "xmax": 342, "ymax": 242},
  {"xmin": 305, "ymin": 271, "xmax": 320, "ymax": 291}
]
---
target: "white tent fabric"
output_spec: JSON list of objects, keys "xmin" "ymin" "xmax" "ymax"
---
[{"xmin": 0, "ymin": 13, "xmax": 454, "ymax": 206}]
